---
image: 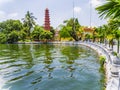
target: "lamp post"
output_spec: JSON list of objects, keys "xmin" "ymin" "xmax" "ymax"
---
[
  {"xmin": 73, "ymin": 0, "xmax": 75, "ymax": 32},
  {"xmin": 89, "ymin": 0, "xmax": 92, "ymax": 27},
  {"xmin": 73, "ymin": 0, "xmax": 75, "ymax": 19},
  {"xmin": 118, "ymin": 71, "xmax": 120, "ymax": 90}
]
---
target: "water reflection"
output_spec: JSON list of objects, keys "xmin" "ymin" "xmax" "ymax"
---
[
  {"xmin": 0, "ymin": 44, "xmax": 103, "ymax": 90},
  {"xmin": 60, "ymin": 45, "xmax": 88, "ymax": 78}
]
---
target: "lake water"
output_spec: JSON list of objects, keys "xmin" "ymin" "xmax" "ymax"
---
[{"xmin": 0, "ymin": 44, "xmax": 104, "ymax": 90}]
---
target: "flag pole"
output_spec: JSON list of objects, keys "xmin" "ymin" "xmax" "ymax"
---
[{"xmin": 90, "ymin": 0, "xmax": 92, "ymax": 27}]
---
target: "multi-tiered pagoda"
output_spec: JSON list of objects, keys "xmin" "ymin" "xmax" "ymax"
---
[{"xmin": 44, "ymin": 8, "xmax": 50, "ymax": 31}]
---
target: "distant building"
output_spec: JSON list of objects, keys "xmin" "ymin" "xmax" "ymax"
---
[
  {"xmin": 54, "ymin": 28, "xmax": 60, "ymax": 41},
  {"xmin": 83, "ymin": 27, "xmax": 94, "ymax": 34},
  {"xmin": 44, "ymin": 8, "xmax": 50, "ymax": 31}
]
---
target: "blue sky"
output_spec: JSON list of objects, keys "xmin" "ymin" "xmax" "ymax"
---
[{"xmin": 0, "ymin": 0, "xmax": 107, "ymax": 28}]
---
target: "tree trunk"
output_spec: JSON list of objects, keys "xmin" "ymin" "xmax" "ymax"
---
[
  {"xmin": 111, "ymin": 39, "xmax": 114, "ymax": 50},
  {"xmin": 104, "ymin": 39, "xmax": 107, "ymax": 46},
  {"xmin": 117, "ymin": 38, "xmax": 119, "ymax": 53},
  {"xmin": 70, "ymin": 32, "xmax": 79, "ymax": 41},
  {"xmin": 93, "ymin": 37, "xmax": 95, "ymax": 42},
  {"xmin": 109, "ymin": 40, "xmax": 110, "ymax": 48}
]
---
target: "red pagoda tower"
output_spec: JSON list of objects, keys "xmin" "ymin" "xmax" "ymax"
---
[{"xmin": 44, "ymin": 8, "xmax": 50, "ymax": 31}]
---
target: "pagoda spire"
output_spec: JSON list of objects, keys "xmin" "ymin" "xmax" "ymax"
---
[{"xmin": 44, "ymin": 8, "xmax": 50, "ymax": 31}]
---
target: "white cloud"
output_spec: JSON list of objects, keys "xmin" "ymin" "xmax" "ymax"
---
[
  {"xmin": 74, "ymin": 6, "xmax": 81, "ymax": 14},
  {"xmin": 0, "ymin": 11, "xmax": 6, "ymax": 18},
  {"xmin": 0, "ymin": 0, "xmax": 14, "ymax": 6},
  {"xmin": 90, "ymin": 0, "xmax": 102, "ymax": 7},
  {"xmin": 8, "ymin": 13, "xmax": 18, "ymax": 18},
  {"xmin": 0, "ymin": 11, "xmax": 18, "ymax": 21}
]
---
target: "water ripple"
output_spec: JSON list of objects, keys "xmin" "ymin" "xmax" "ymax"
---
[{"xmin": 0, "ymin": 44, "xmax": 103, "ymax": 90}]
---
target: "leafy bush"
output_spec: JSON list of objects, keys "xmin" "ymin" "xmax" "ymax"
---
[
  {"xmin": 7, "ymin": 30, "xmax": 19, "ymax": 43},
  {"xmin": 112, "ymin": 51, "xmax": 117, "ymax": 56},
  {"xmin": 99, "ymin": 55, "xmax": 106, "ymax": 88},
  {"xmin": 99, "ymin": 56, "xmax": 106, "ymax": 66},
  {"xmin": 25, "ymin": 39, "xmax": 31, "ymax": 42},
  {"xmin": 0, "ymin": 33, "xmax": 7, "ymax": 43}
]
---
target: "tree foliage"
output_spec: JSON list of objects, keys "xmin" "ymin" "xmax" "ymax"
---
[
  {"xmin": 0, "ymin": 33, "xmax": 7, "ymax": 43},
  {"xmin": 0, "ymin": 19, "xmax": 23, "ymax": 43},
  {"xmin": 96, "ymin": 0, "xmax": 120, "ymax": 19},
  {"xmin": 32, "ymin": 25, "xmax": 44, "ymax": 40},
  {"xmin": 0, "ymin": 10, "xmax": 56, "ymax": 43},
  {"xmin": 22, "ymin": 11, "xmax": 37, "ymax": 37},
  {"xmin": 7, "ymin": 30, "xmax": 19, "ymax": 43},
  {"xmin": 59, "ymin": 25, "xmax": 71, "ymax": 38},
  {"xmin": 0, "ymin": 19, "xmax": 22, "ymax": 34},
  {"xmin": 40, "ymin": 30, "xmax": 53, "ymax": 41},
  {"xmin": 60, "ymin": 18, "xmax": 81, "ymax": 41}
]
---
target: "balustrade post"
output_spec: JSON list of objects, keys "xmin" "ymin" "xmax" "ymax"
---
[{"xmin": 119, "ymin": 71, "xmax": 120, "ymax": 90}]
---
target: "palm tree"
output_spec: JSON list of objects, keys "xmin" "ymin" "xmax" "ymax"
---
[
  {"xmin": 78, "ymin": 26, "xmax": 84, "ymax": 40},
  {"xmin": 102, "ymin": 24, "xmax": 109, "ymax": 45},
  {"xmin": 106, "ymin": 24, "xmax": 114, "ymax": 49},
  {"xmin": 109, "ymin": 19, "xmax": 120, "ymax": 53},
  {"xmin": 115, "ymin": 30, "xmax": 120, "ymax": 53},
  {"xmin": 22, "ymin": 11, "xmax": 37, "ymax": 37},
  {"xmin": 96, "ymin": 1, "xmax": 120, "ymax": 52},
  {"xmin": 96, "ymin": 0, "xmax": 120, "ymax": 19},
  {"xmin": 66, "ymin": 18, "xmax": 80, "ymax": 41},
  {"xmin": 95, "ymin": 26, "xmax": 106, "ymax": 43}
]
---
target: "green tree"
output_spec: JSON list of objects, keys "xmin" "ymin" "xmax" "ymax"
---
[
  {"xmin": 8, "ymin": 30, "xmax": 19, "ymax": 43},
  {"xmin": 66, "ymin": 18, "xmax": 80, "ymax": 41},
  {"xmin": 40, "ymin": 30, "xmax": 53, "ymax": 42},
  {"xmin": 50, "ymin": 26, "xmax": 55, "ymax": 40},
  {"xmin": 115, "ymin": 30, "xmax": 120, "ymax": 53},
  {"xmin": 0, "ymin": 33, "xmax": 7, "ymax": 43},
  {"xmin": 107, "ymin": 19, "xmax": 120, "ymax": 49},
  {"xmin": 108, "ymin": 19, "xmax": 120, "ymax": 53},
  {"xmin": 32, "ymin": 25, "xmax": 44, "ymax": 41},
  {"xmin": 0, "ymin": 19, "xmax": 23, "ymax": 43},
  {"xmin": 78, "ymin": 26, "xmax": 84, "ymax": 40},
  {"xmin": 96, "ymin": 0, "xmax": 120, "ymax": 19},
  {"xmin": 59, "ymin": 25, "xmax": 71, "ymax": 39},
  {"xmin": 0, "ymin": 19, "xmax": 22, "ymax": 34},
  {"xmin": 93, "ymin": 27, "xmax": 99, "ymax": 42},
  {"xmin": 96, "ymin": 0, "xmax": 120, "ymax": 51},
  {"xmin": 97, "ymin": 26, "xmax": 106, "ymax": 43},
  {"xmin": 22, "ymin": 11, "xmax": 37, "ymax": 37},
  {"xmin": 85, "ymin": 33, "xmax": 92, "ymax": 41},
  {"xmin": 60, "ymin": 18, "xmax": 81, "ymax": 41},
  {"xmin": 102, "ymin": 24, "xmax": 110, "ymax": 45},
  {"xmin": 19, "ymin": 29, "xmax": 27, "ymax": 41}
]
